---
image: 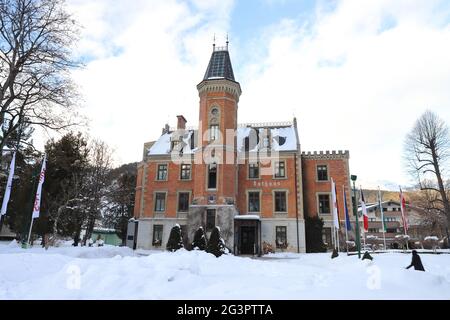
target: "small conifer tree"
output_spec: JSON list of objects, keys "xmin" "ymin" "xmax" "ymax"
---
[
  {"xmin": 191, "ymin": 226, "xmax": 207, "ymax": 250},
  {"xmin": 166, "ymin": 224, "xmax": 184, "ymax": 252},
  {"xmin": 206, "ymin": 226, "xmax": 227, "ymax": 257}
]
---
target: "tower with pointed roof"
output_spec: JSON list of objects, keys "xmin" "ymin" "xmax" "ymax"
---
[
  {"xmin": 194, "ymin": 44, "xmax": 241, "ymax": 197},
  {"xmin": 188, "ymin": 43, "xmax": 242, "ymax": 246}
]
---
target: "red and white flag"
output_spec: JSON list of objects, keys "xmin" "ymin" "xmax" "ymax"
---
[
  {"xmin": 399, "ymin": 187, "xmax": 409, "ymax": 233},
  {"xmin": 32, "ymin": 155, "xmax": 46, "ymax": 219},
  {"xmin": 359, "ymin": 187, "xmax": 369, "ymax": 232}
]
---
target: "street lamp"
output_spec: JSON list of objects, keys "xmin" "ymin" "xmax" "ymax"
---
[{"xmin": 351, "ymin": 175, "xmax": 361, "ymax": 259}]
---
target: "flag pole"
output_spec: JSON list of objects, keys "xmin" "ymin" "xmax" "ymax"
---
[
  {"xmin": 336, "ymin": 183, "xmax": 340, "ymax": 253},
  {"xmin": 0, "ymin": 152, "xmax": 16, "ymax": 234},
  {"xmin": 343, "ymin": 186, "xmax": 349, "ymax": 254},
  {"xmin": 334, "ymin": 183, "xmax": 341, "ymax": 252},
  {"xmin": 331, "ymin": 178, "xmax": 340, "ymax": 252},
  {"xmin": 24, "ymin": 154, "xmax": 46, "ymax": 247},
  {"xmin": 378, "ymin": 187, "xmax": 387, "ymax": 251},
  {"xmin": 336, "ymin": 228, "xmax": 340, "ymax": 252},
  {"xmin": 351, "ymin": 175, "xmax": 361, "ymax": 258},
  {"xmin": 399, "ymin": 186, "xmax": 409, "ymax": 251},
  {"xmin": 21, "ymin": 166, "xmax": 38, "ymax": 247},
  {"xmin": 363, "ymin": 230, "xmax": 366, "ymax": 249},
  {"xmin": 331, "ymin": 221, "xmax": 335, "ymax": 251},
  {"xmin": 27, "ymin": 216, "xmax": 35, "ymax": 246},
  {"xmin": 330, "ymin": 178, "xmax": 335, "ymax": 251},
  {"xmin": 345, "ymin": 222, "xmax": 348, "ymax": 253},
  {"xmin": 1, "ymin": 118, "xmax": 25, "ymax": 235}
]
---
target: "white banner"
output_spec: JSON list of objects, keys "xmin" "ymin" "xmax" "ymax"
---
[
  {"xmin": 32, "ymin": 155, "xmax": 46, "ymax": 219},
  {"xmin": 1, "ymin": 152, "xmax": 16, "ymax": 216},
  {"xmin": 331, "ymin": 178, "xmax": 339, "ymax": 230}
]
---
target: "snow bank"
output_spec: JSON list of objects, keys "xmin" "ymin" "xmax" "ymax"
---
[{"xmin": 1, "ymin": 244, "xmax": 449, "ymax": 299}]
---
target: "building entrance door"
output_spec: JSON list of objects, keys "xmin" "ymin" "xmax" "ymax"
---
[{"xmin": 240, "ymin": 226, "xmax": 256, "ymax": 255}]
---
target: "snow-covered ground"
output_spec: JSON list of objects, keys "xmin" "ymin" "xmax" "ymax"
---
[{"xmin": 1, "ymin": 240, "xmax": 449, "ymax": 300}]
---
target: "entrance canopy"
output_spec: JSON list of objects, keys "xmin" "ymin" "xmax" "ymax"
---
[
  {"xmin": 234, "ymin": 215, "xmax": 261, "ymax": 256},
  {"xmin": 234, "ymin": 215, "xmax": 261, "ymax": 220}
]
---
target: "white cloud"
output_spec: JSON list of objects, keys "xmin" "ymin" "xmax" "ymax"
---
[
  {"xmin": 238, "ymin": 0, "xmax": 450, "ymax": 190},
  {"xmin": 53, "ymin": 0, "xmax": 450, "ymax": 191},
  {"xmin": 64, "ymin": 0, "xmax": 235, "ymax": 165}
]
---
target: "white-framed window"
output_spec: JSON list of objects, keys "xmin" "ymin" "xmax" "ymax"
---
[
  {"xmin": 318, "ymin": 194, "xmax": 331, "ymax": 214},
  {"xmin": 274, "ymin": 191, "xmax": 287, "ymax": 213},
  {"xmin": 274, "ymin": 161, "xmax": 286, "ymax": 178},
  {"xmin": 156, "ymin": 164, "xmax": 168, "ymax": 181},
  {"xmin": 248, "ymin": 191, "xmax": 260, "ymax": 213},
  {"xmin": 154, "ymin": 192, "xmax": 166, "ymax": 212},
  {"xmin": 209, "ymin": 125, "xmax": 219, "ymax": 141}
]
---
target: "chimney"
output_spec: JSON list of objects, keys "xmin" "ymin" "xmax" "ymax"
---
[
  {"xmin": 177, "ymin": 115, "xmax": 187, "ymax": 130},
  {"xmin": 162, "ymin": 123, "xmax": 170, "ymax": 134}
]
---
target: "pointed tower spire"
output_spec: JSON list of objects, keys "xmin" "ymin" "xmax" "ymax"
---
[
  {"xmin": 203, "ymin": 40, "xmax": 235, "ymax": 81},
  {"xmin": 226, "ymin": 33, "xmax": 229, "ymax": 50}
]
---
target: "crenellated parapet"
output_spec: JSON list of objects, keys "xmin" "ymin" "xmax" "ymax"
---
[{"xmin": 301, "ymin": 150, "xmax": 349, "ymax": 160}]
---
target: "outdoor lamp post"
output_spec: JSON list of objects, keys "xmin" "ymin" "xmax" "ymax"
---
[{"xmin": 351, "ymin": 175, "xmax": 361, "ymax": 259}]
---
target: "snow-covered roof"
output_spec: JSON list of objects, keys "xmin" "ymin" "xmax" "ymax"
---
[
  {"xmin": 357, "ymin": 201, "xmax": 399, "ymax": 213},
  {"xmin": 236, "ymin": 126, "xmax": 298, "ymax": 152},
  {"xmin": 93, "ymin": 227, "xmax": 117, "ymax": 233},
  {"xmin": 147, "ymin": 124, "xmax": 298, "ymax": 156},
  {"xmin": 234, "ymin": 215, "xmax": 261, "ymax": 220},
  {"xmin": 148, "ymin": 130, "xmax": 196, "ymax": 155}
]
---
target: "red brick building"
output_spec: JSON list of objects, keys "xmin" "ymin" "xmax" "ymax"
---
[{"xmin": 129, "ymin": 45, "xmax": 352, "ymax": 254}]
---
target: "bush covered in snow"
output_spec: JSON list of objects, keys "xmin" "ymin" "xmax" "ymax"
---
[
  {"xmin": 191, "ymin": 227, "xmax": 207, "ymax": 251},
  {"xmin": 166, "ymin": 224, "xmax": 184, "ymax": 252},
  {"xmin": 423, "ymin": 236, "xmax": 440, "ymax": 250},
  {"xmin": 263, "ymin": 241, "xmax": 275, "ymax": 254},
  {"xmin": 345, "ymin": 240, "xmax": 356, "ymax": 251},
  {"xmin": 394, "ymin": 234, "xmax": 411, "ymax": 249},
  {"xmin": 206, "ymin": 226, "xmax": 227, "ymax": 257}
]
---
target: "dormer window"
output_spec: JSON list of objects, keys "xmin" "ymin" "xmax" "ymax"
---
[
  {"xmin": 171, "ymin": 135, "xmax": 183, "ymax": 151},
  {"xmin": 261, "ymin": 129, "xmax": 271, "ymax": 148}
]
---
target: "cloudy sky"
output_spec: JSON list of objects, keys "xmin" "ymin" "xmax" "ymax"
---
[{"xmin": 57, "ymin": 0, "xmax": 450, "ymax": 190}]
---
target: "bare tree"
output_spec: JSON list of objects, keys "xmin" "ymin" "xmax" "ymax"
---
[
  {"xmin": 103, "ymin": 167, "xmax": 136, "ymax": 246},
  {"xmin": 409, "ymin": 188, "xmax": 447, "ymax": 239},
  {"xmin": 0, "ymin": 0, "xmax": 82, "ymax": 158},
  {"xmin": 82, "ymin": 139, "xmax": 113, "ymax": 244},
  {"xmin": 405, "ymin": 110, "xmax": 450, "ymax": 242}
]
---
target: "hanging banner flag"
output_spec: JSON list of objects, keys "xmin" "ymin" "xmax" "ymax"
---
[
  {"xmin": 378, "ymin": 187, "xmax": 386, "ymax": 232},
  {"xmin": 331, "ymin": 178, "xmax": 339, "ymax": 230},
  {"xmin": 32, "ymin": 155, "xmax": 46, "ymax": 219},
  {"xmin": 343, "ymin": 188, "xmax": 352, "ymax": 231},
  {"xmin": 359, "ymin": 187, "xmax": 369, "ymax": 232},
  {"xmin": 399, "ymin": 186, "xmax": 409, "ymax": 233},
  {"xmin": 1, "ymin": 152, "xmax": 16, "ymax": 216}
]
